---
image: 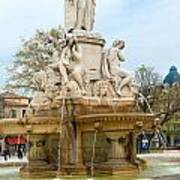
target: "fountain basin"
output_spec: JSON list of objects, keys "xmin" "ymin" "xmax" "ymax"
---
[{"xmin": 0, "ymin": 97, "xmax": 156, "ymax": 177}]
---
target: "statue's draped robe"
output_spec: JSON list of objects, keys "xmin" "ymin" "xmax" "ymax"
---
[{"xmin": 65, "ymin": 0, "xmax": 95, "ymax": 31}]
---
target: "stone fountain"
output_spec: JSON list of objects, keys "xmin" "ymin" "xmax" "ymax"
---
[{"xmin": 1, "ymin": 0, "xmax": 157, "ymax": 178}]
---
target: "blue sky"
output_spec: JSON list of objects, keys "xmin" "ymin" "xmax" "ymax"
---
[{"xmin": 0, "ymin": 0, "xmax": 180, "ymax": 88}]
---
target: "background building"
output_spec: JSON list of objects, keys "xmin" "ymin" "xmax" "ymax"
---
[
  {"xmin": 0, "ymin": 92, "xmax": 30, "ymax": 155},
  {"xmin": 163, "ymin": 66, "xmax": 180, "ymax": 148},
  {"xmin": 163, "ymin": 114, "xmax": 180, "ymax": 147},
  {"xmin": 0, "ymin": 92, "xmax": 30, "ymax": 119}
]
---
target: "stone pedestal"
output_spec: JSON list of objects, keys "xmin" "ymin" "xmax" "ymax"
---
[
  {"xmin": 106, "ymin": 132, "xmax": 127, "ymax": 161},
  {"xmin": 94, "ymin": 132, "xmax": 138, "ymax": 175},
  {"xmin": 28, "ymin": 135, "xmax": 47, "ymax": 161},
  {"xmin": 74, "ymin": 32, "xmax": 105, "ymax": 80}
]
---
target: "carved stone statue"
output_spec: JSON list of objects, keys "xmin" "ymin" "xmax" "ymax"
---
[
  {"xmin": 32, "ymin": 67, "xmax": 60, "ymax": 110},
  {"xmin": 55, "ymin": 43, "xmax": 70, "ymax": 85},
  {"xmin": 102, "ymin": 40, "xmax": 133, "ymax": 96},
  {"xmin": 32, "ymin": 70, "xmax": 48, "ymax": 92},
  {"xmin": 58, "ymin": 36, "xmax": 87, "ymax": 95},
  {"xmin": 65, "ymin": 0, "xmax": 96, "ymax": 31}
]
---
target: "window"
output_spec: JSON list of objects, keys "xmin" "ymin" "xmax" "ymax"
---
[
  {"xmin": 174, "ymin": 124, "xmax": 180, "ymax": 131},
  {"xmin": 11, "ymin": 109, "xmax": 17, "ymax": 118},
  {"xmin": 22, "ymin": 109, "xmax": 26, "ymax": 118}
]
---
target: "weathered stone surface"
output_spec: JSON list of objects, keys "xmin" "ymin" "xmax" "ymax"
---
[
  {"xmin": 0, "ymin": 0, "xmax": 157, "ymax": 177},
  {"xmin": 64, "ymin": 0, "xmax": 96, "ymax": 31}
]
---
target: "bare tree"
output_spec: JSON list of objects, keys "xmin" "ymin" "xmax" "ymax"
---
[
  {"xmin": 151, "ymin": 84, "xmax": 180, "ymax": 125},
  {"xmin": 5, "ymin": 26, "xmax": 65, "ymax": 94},
  {"xmin": 135, "ymin": 64, "xmax": 162, "ymax": 112}
]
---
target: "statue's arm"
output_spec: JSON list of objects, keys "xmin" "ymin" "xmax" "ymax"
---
[
  {"xmin": 101, "ymin": 50, "xmax": 111, "ymax": 79},
  {"xmin": 61, "ymin": 48, "xmax": 70, "ymax": 66},
  {"xmin": 72, "ymin": 44, "xmax": 82, "ymax": 61},
  {"xmin": 117, "ymin": 51, "xmax": 126, "ymax": 62}
]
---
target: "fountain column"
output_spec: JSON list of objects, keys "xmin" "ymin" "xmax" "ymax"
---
[
  {"xmin": 71, "ymin": 127, "xmax": 87, "ymax": 175},
  {"xmin": 105, "ymin": 132, "xmax": 128, "ymax": 163},
  {"xmin": 76, "ymin": 127, "xmax": 86, "ymax": 167}
]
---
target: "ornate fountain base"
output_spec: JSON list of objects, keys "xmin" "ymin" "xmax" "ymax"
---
[
  {"xmin": 66, "ymin": 97, "xmax": 154, "ymax": 176},
  {"xmin": 0, "ymin": 97, "xmax": 154, "ymax": 177}
]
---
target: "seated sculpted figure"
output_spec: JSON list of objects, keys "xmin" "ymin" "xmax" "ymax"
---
[
  {"xmin": 58, "ymin": 36, "xmax": 87, "ymax": 94},
  {"xmin": 102, "ymin": 40, "xmax": 133, "ymax": 96}
]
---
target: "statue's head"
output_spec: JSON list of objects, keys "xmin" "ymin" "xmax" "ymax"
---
[
  {"xmin": 65, "ymin": 35, "xmax": 77, "ymax": 47},
  {"xmin": 112, "ymin": 40, "xmax": 125, "ymax": 49}
]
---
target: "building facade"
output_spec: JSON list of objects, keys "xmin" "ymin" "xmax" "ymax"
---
[
  {"xmin": 0, "ymin": 92, "xmax": 30, "ymax": 119},
  {"xmin": 0, "ymin": 92, "xmax": 30, "ymax": 155},
  {"xmin": 163, "ymin": 115, "xmax": 180, "ymax": 148}
]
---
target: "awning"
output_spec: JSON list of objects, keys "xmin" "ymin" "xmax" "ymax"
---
[{"xmin": 5, "ymin": 136, "xmax": 26, "ymax": 145}]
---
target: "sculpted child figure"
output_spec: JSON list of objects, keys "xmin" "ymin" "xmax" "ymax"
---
[
  {"xmin": 103, "ymin": 40, "xmax": 133, "ymax": 96},
  {"xmin": 58, "ymin": 36, "xmax": 87, "ymax": 94}
]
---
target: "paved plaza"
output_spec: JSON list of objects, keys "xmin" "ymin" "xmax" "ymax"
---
[
  {"xmin": 0, "ymin": 156, "xmax": 27, "ymax": 167},
  {"xmin": 0, "ymin": 151, "xmax": 180, "ymax": 179},
  {"xmin": 138, "ymin": 150, "xmax": 180, "ymax": 179}
]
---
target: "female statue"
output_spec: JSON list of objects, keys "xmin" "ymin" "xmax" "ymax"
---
[{"xmin": 65, "ymin": 0, "xmax": 96, "ymax": 31}]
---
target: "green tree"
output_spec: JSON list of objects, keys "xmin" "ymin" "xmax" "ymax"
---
[
  {"xmin": 135, "ymin": 64, "xmax": 162, "ymax": 94},
  {"xmin": 151, "ymin": 84, "xmax": 180, "ymax": 125}
]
